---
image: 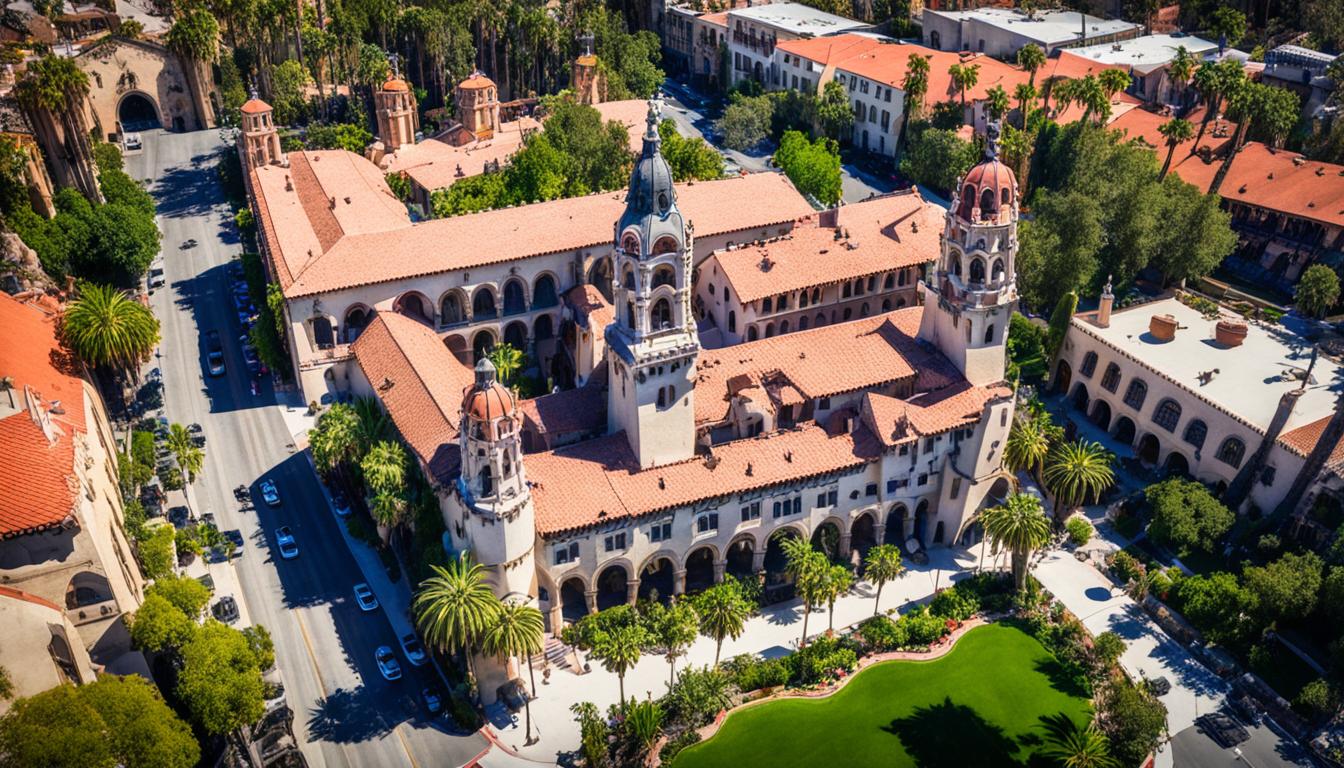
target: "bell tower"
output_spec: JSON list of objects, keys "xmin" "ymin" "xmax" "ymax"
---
[
  {"xmin": 917, "ymin": 121, "xmax": 1018, "ymax": 387},
  {"xmin": 606, "ymin": 96, "xmax": 699, "ymax": 469},
  {"xmin": 456, "ymin": 358, "xmax": 536, "ymax": 600},
  {"xmin": 240, "ymin": 91, "xmax": 283, "ymax": 170},
  {"xmin": 374, "ymin": 75, "xmax": 418, "ymax": 151}
]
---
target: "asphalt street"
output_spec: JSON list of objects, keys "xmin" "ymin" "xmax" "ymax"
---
[{"xmin": 129, "ymin": 127, "xmax": 487, "ymax": 768}]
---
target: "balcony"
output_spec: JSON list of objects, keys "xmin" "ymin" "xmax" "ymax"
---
[{"xmin": 67, "ymin": 596, "xmax": 120, "ymax": 627}]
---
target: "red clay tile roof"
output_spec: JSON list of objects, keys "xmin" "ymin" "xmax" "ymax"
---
[
  {"xmin": 1279, "ymin": 415, "xmax": 1344, "ymax": 470},
  {"xmin": 711, "ymin": 192, "xmax": 943, "ymax": 303},
  {"xmin": 459, "ymin": 73, "xmax": 496, "ymax": 90},
  {"xmin": 863, "ymin": 384, "xmax": 1011, "ymax": 447},
  {"xmin": 693, "ymin": 308, "xmax": 962, "ymax": 425},
  {"xmin": 775, "ymin": 33, "xmax": 884, "ymax": 66},
  {"xmin": 350, "ymin": 311, "xmax": 475, "ymax": 484},
  {"xmin": 698, "ymin": 10, "xmax": 729, "ymax": 27},
  {"xmin": 518, "ymin": 382, "xmax": 606, "ymax": 438},
  {"xmin": 528, "ymin": 425, "xmax": 881, "ymax": 535},
  {"xmin": 1109, "ymin": 105, "xmax": 1234, "ymax": 156},
  {"xmin": 1165, "ymin": 143, "xmax": 1344, "ymax": 229},
  {"xmin": 836, "ymin": 45, "xmax": 1031, "ymax": 108},
  {"xmin": 1045, "ymin": 51, "xmax": 1128, "ymax": 83},
  {"xmin": 566, "ymin": 284, "xmax": 614, "ymax": 331},
  {"xmin": 281, "ymin": 172, "xmax": 813, "ymax": 298},
  {"xmin": 241, "ymin": 98, "xmax": 271, "ymax": 115}
]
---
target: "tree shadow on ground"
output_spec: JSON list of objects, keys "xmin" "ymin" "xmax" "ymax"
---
[
  {"xmin": 307, "ymin": 686, "xmax": 397, "ymax": 743},
  {"xmin": 1033, "ymin": 656, "xmax": 1092, "ymax": 700},
  {"xmin": 883, "ymin": 696, "xmax": 1027, "ymax": 768}
]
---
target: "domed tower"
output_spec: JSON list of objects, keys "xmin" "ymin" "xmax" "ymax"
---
[
  {"xmin": 917, "ymin": 121, "xmax": 1018, "ymax": 387},
  {"xmin": 375, "ymin": 77, "xmax": 418, "ymax": 151},
  {"xmin": 455, "ymin": 72, "xmax": 499, "ymax": 142},
  {"xmin": 456, "ymin": 358, "xmax": 536, "ymax": 600},
  {"xmin": 606, "ymin": 97, "xmax": 699, "ymax": 469},
  {"xmin": 240, "ymin": 92, "xmax": 283, "ymax": 170}
]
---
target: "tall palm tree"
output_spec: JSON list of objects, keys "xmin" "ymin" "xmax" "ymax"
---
[
  {"xmin": 413, "ymin": 554, "xmax": 501, "ymax": 686},
  {"xmin": 1017, "ymin": 43, "xmax": 1046, "ymax": 87},
  {"xmin": 1166, "ymin": 46, "xmax": 1195, "ymax": 108},
  {"xmin": 1038, "ymin": 712, "xmax": 1120, "ymax": 768},
  {"xmin": 781, "ymin": 537, "xmax": 826, "ymax": 647},
  {"xmin": 822, "ymin": 563, "xmax": 853, "ymax": 633},
  {"xmin": 863, "ymin": 544, "xmax": 905, "ymax": 616},
  {"xmin": 985, "ymin": 84, "xmax": 1011, "ymax": 121},
  {"xmin": 590, "ymin": 623, "xmax": 647, "ymax": 710},
  {"xmin": 166, "ymin": 8, "xmax": 220, "ymax": 129},
  {"xmin": 61, "ymin": 283, "xmax": 161, "ymax": 374},
  {"xmin": 361, "ymin": 440, "xmax": 407, "ymax": 496},
  {"xmin": 1098, "ymin": 69, "xmax": 1131, "ymax": 101},
  {"xmin": 899, "ymin": 53, "xmax": 930, "ymax": 151},
  {"xmin": 1042, "ymin": 440, "xmax": 1116, "ymax": 517},
  {"xmin": 1190, "ymin": 60, "xmax": 1224, "ymax": 148},
  {"xmin": 948, "ymin": 62, "xmax": 981, "ymax": 111},
  {"xmin": 352, "ymin": 396, "xmax": 391, "ymax": 455},
  {"xmin": 1005, "ymin": 412, "xmax": 1057, "ymax": 483},
  {"xmin": 310, "ymin": 402, "xmax": 359, "ymax": 478},
  {"xmin": 16, "ymin": 55, "xmax": 100, "ymax": 202},
  {"xmin": 481, "ymin": 600, "xmax": 544, "ymax": 744},
  {"xmin": 1157, "ymin": 117, "xmax": 1194, "ymax": 179},
  {"xmin": 166, "ymin": 423, "xmax": 204, "ymax": 484},
  {"xmin": 981, "ymin": 493, "xmax": 1051, "ymax": 593},
  {"xmin": 1013, "ymin": 82, "xmax": 1038, "ymax": 129},
  {"xmin": 696, "ymin": 581, "xmax": 752, "ymax": 667}
]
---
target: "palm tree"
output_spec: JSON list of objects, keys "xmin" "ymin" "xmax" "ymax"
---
[
  {"xmin": 1042, "ymin": 440, "xmax": 1116, "ymax": 517},
  {"xmin": 1072, "ymin": 75, "xmax": 1111, "ymax": 124},
  {"xmin": 165, "ymin": 423, "xmax": 204, "ymax": 484},
  {"xmin": 649, "ymin": 599, "xmax": 699, "ymax": 690},
  {"xmin": 481, "ymin": 600, "xmax": 544, "ymax": 744},
  {"xmin": 1157, "ymin": 117, "xmax": 1194, "ymax": 179},
  {"xmin": 822, "ymin": 564, "xmax": 853, "ymax": 633},
  {"xmin": 310, "ymin": 402, "xmax": 359, "ymax": 478},
  {"xmin": 352, "ymin": 396, "xmax": 391, "ymax": 455},
  {"xmin": 1098, "ymin": 69, "xmax": 1131, "ymax": 100},
  {"xmin": 488, "ymin": 342, "xmax": 525, "ymax": 386},
  {"xmin": 985, "ymin": 84, "xmax": 1011, "ymax": 121},
  {"xmin": 1017, "ymin": 43, "xmax": 1046, "ymax": 87},
  {"xmin": 16, "ymin": 55, "xmax": 100, "ymax": 201},
  {"xmin": 1013, "ymin": 82, "xmax": 1038, "ymax": 129},
  {"xmin": 981, "ymin": 493, "xmax": 1051, "ymax": 593},
  {"xmin": 863, "ymin": 544, "xmax": 906, "ymax": 615},
  {"xmin": 413, "ymin": 554, "xmax": 501, "ymax": 686},
  {"xmin": 1005, "ymin": 412, "xmax": 1056, "ymax": 483},
  {"xmin": 624, "ymin": 698, "xmax": 664, "ymax": 757},
  {"xmin": 696, "ymin": 581, "xmax": 752, "ymax": 667},
  {"xmin": 369, "ymin": 489, "xmax": 405, "ymax": 543},
  {"xmin": 1190, "ymin": 60, "xmax": 1224, "ymax": 148},
  {"xmin": 1038, "ymin": 712, "xmax": 1120, "ymax": 768},
  {"xmin": 948, "ymin": 62, "xmax": 981, "ymax": 111},
  {"xmin": 590, "ymin": 623, "xmax": 648, "ymax": 709},
  {"xmin": 1167, "ymin": 46, "xmax": 1195, "ymax": 107},
  {"xmin": 60, "ymin": 283, "xmax": 159, "ymax": 376},
  {"xmin": 899, "ymin": 53, "xmax": 930, "ymax": 151},
  {"xmin": 781, "ymin": 537, "xmax": 826, "ymax": 647},
  {"xmin": 361, "ymin": 440, "xmax": 407, "ymax": 496},
  {"xmin": 166, "ymin": 8, "xmax": 219, "ymax": 129}
]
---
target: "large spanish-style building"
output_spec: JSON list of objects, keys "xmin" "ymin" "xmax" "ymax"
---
[{"xmin": 340, "ymin": 106, "xmax": 1022, "ymax": 702}]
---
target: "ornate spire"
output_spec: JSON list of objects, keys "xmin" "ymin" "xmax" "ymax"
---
[
  {"xmin": 474, "ymin": 357, "xmax": 497, "ymax": 389},
  {"xmin": 1102, "ymin": 274, "xmax": 1113, "ymax": 298},
  {"xmin": 644, "ymin": 93, "xmax": 663, "ymax": 145},
  {"xmin": 984, "ymin": 119, "xmax": 1001, "ymax": 160}
]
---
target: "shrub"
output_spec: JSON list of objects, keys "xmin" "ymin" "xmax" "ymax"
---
[
  {"xmin": 1293, "ymin": 679, "xmax": 1337, "ymax": 721},
  {"xmin": 899, "ymin": 606, "xmax": 950, "ymax": 647},
  {"xmin": 561, "ymin": 604, "xmax": 640, "ymax": 651},
  {"xmin": 659, "ymin": 730, "xmax": 701, "ymax": 763},
  {"xmin": 857, "ymin": 615, "xmax": 909, "ymax": 652},
  {"xmin": 1146, "ymin": 478, "xmax": 1234, "ymax": 554},
  {"xmin": 784, "ymin": 635, "xmax": 858, "ymax": 686},
  {"xmin": 727, "ymin": 655, "xmax": 789, "ymax": 692},
  {"xmin": 929, "ymin": 586, "xmax": 978, "ymax": 622},
  {"xmin": 1066, "ymin": 517, "xmax": 1093, "ymax": 546},
  {"xmin": 1109, "ymin": 550, "xmax": 1145, "ymax": 584}
]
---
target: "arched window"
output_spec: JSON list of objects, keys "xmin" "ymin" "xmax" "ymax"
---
[
  {"xmin": 1001, "ymin": 186, "xmax": 1011, "ymax": 205},
  {"xmin": 652, "ymin": 236, "xmax": 679, "ymax": 255},
  {"xmin": 979, "ymin": 187, "xmax": 996, "ymax": 215},
  {"xmin": 1153, "ymin": 399, "xmax": 1182, "ymax": 432},
  {"xmin": 853, "ymin": 278, "xmax": 864, "ymax": 296},
  {"xmin": 860, "ymin": 302, "xmax": 870, "ymax": 318},
  {"xmin": 1122, "ymin": 379, "xmax": 1148, "ymax": 410},
  {"xmin": 983, "ymin": 323, "xmax": 994, "ymax": 344},
  {"xmin": 765, "ymin": 322, "xmax": 776, "ymax": 338},
  {"xmin": 657, "ymin": 388, "xmax": 667, "ymax": 408},
  {"xmin": 312, "ymin": 317, "xmax": 334, "ymax": 349},
  {"xmin": 799, "ymin": 315, "xmax": 809, "ymax": 330},
  {"xmin": 762, "ymin": 297, "xmax": 773, "ymax": 313},
  {"xmin": 991, "ymin": 259, "xmax": 1004, "ymax": 282},
  {"xmin": 811, "ymin": 288, "xmax": 821, "ymax": 304},
  {"xmin": 897, "ymin": 269, "xmax": 907, "ymax": 287},
  {"xmin": 1183, "ymin": 419, "xmax": 1207, "ymax": 449},
  {"xmin": 441, "ymin": 292, "xmax": 466, "ymax": 325},
  {"xmin": 800, "ymin": 291, "xmax": 809, "ymax": 308},
  {"xmin": 1216, "ymin": 437, "xmax": 1246, "ymax": 468},
  {"xmin": 728, "ymin": 310, "xmax": 737, "ymax": 333},
  {"xmin": 478, "ymin": 467, "xmax": 493, "ymax": 496},
  {"xmin": 1100, "ymin": 363, "xmax": 1121, "ymax": 393},
  {"xmin": 780, "ymin": 320, "xmax": 790, "ymax": 333},
  {"xmin": 708, "ymin": 283, "xmax": 716, "ymax": 296},
  {"xmin": 651, "ymin": 298, "xmax": 672, "ymax": 330},
  {"xmin": 652, "ymin": 265, "xmax": 676, "ymax": 289},
  {"xmin": 842, "ymin": 283, "xmax": 852, "ymax": 298},
  {"xmin": 502, "ymin": 279, "xmax": 527, "ymax": 316},
  {"xmin": 969, "ymin": 258, "xmax": 986, "ymax": 283},
  {"xmin": 843, "ymin": 307, "xmax": 853, "ymax": 321},
  {"xmin": 866, "ymin": 276, "xmax": 876, "ymax": 292},
  {"xmin": 622, "ymin": 234, "xmax": 639, "ymax": 255},
  {"xmin": 815, "ymin": 313, "xmax": 826, "ymax": 327},
  {"xmin": 952, "ymin": 257, "xmax": 963, "ymax": 277},
  {"xmin": 532, "ymin": 275, "xmax": 559, "ymax": 309},
  {"xmin": 622, "ymin": 265, "xmax": 636, "ymax": 291},
  {"xmin": 884, "ymin": 273, "xmax": 895, "ymax": 290},
  {"xmin": 1079, "ymin": 351, "xmax": 1098, "ymax": 378},
  {"xmin": 501, "ymin": 451, "xmax": 512, "ymax": 478},
  {"xmin": 747, "ymin": 326, "xmax": 759, "ymax": 341},
  {"xmin": 472, "ymin": 289, "xmax": 497, "ymax": 319},
  {"xmin": 882, "ymin": 299, "xmax": 892, "ymax": 311}
]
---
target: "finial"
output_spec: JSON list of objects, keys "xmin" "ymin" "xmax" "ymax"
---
[
  {"xmin": 1103, "ymin": 274, "xmax": 1113, "ymax": 297},
  {"xmin": 984, "ymin": 119, "xmax": 1001, "ymax": 160},
  {"xmin": 580, "ymin": 31, "xmax": 595, "ymax": 57},
  {"xmin": 248, "ymin": 80, "xmax": 258, "ymax": 101},
  {"xmin": 388, "ymin": 52, "xmax": 401, "ymax": 80},
  {"xmin": 474, "ymin": 357, "xmax": 497, "ymax": 388},
  {"xmin": 645, "ymin": 92, "xmax": 663, "ymax": 139}
]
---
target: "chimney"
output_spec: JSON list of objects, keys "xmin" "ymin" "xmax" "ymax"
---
[
  {"xmin": 1149, "ymin": 313, "xmax": 1178, "ymax": 342},
  {"xmin": 1096, "ymin": 275, "xmax": 1114, "ymax": 328},
  {"xmin": 1214, "ymin": 319, "xmax": 1247, "ymax": 347}
]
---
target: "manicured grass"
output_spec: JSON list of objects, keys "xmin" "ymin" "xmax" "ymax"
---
[{"xmin": 674, "ymin": 623, "xmax": 1091, "ymax": 768}]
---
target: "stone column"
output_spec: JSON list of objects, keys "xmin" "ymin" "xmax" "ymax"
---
[
  {"xmin": 584, "ymin": 589, "xmax": 598, "ymax": 615},
  {"xmin": 751, "ymin": 550, "xmax": 766, "ymax": 573},
  {"xmin": 837, "ymin": 533, "xmax": 852, "ymax": 559},
  {"xmin": 673, "ymin": 568, "xmax": 687, "ymax": 596},
  {"xmin": 713, "ymin": 561, "xmax": 726, "ymax": 584},
  {"xmin": 873, "ymin": 523, "xmax": 886, "ymax": 546},
  {"xmin": 626, "ymin": 579, "xmax": 640, "ymax": 606},
  {"xmin": 548, "ymin": 603, "xmax": 563, "ymax": 634}
]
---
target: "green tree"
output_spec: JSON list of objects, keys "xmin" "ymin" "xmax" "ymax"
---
[
  {"xmin": 75, "ymin": 675, "xmax": 200, "ymax": 768},
  {"xmin": 147, "ymin": 573, "xmax": 212, "ymax": 618},
  {"xmin": 1043, "ymin": 440, "xmax": 1115, "ymax": 515},
  {"xmin": 572, "ymin": 701, "xmax": 610, "ymax": 768},
  {"xmin": 487, "ymin": 343, "xmax": 526, "ymax": 385},
  {"xmin": 1038, "ymin": 712, "xmax": 1119, "ymax": 768},
  {"xmin": 16, "ymin": 55, "xmax": 100, "ymax": 202},
  {"xmin": 1145, "ymin": 478, "xmax": 1234, "ymax": 554},
  {"xmin": 659, "ymin": 119, "xmax": 723, "ymax": 181},
  {"xmin": 242, "ymin": 625, "xmax": 275, "ymax": 671},
  {"xmin": 816, "ymin": 79, "xmax": 854, "ymax": 141},
  {"xmin": 774, "ymin": 130, "xmax": 841, "ymax": 206},
  {"xmin": 0, "ymin": 665, "xmax": 11, "ymax": 702},
  {"xmin": 138, "ymin": 524, "xmax": 177, "ymax": 580},
  {"xmin": 166, "ymin": 8, "xmax": 219, "ymax": 129},
  {"xmin": 694, "ymin": 580, "xmax": 753, "ymax": 666},
  {"xmin": 948, "ymin": 62, "xmax": 981, "ymax": 110},
  {"xmin": 165, "ymin": 422, "xmax": 204, "ymax": 485},
  {"xmin": 305, "ymin": 122, "xmax": 373, "ymax": 152},
  {"xmin": 1013, "ymin": 82, "xmax": 1038, "ymax": 128},
  {"xmin": 434, "ymin": 172, "xmax": 507, "ymax": 217},
  {"xmin": 176, "ymin": 621, "xmax": 267, "ymax": 735},
  {"xmin": 782, "ymin": 536, "xmax": 828, "ymax": 646},
  {"xmin": 1006, "ymin": 410, "xmax": 1061, "ymax": 481},
  {"xmin": 982, "ymin": 493, "xmax": 1052, "ymax": 593},
  {"xmin": 1171, "ymin": 572, "xmax": 1250, "ymax": 644},
  {"xmin": 310, "ymin": 401, "xmax": 359, "ymax": 477},
  {"xmin": 863, "ymin": 543, "xmax": 906, "ymax": 615},
  {"xmin": 128, "ymin": 593, "xmax": 197, "ymax": 653},
  {"xmin": 269, "ymin": 59, "xmax": 311, "ymax": 125},
  {"xmin": 361, "ymin": 440, "xmax": 406, "ymax": 497},
  {"xmin": 1150, "ymin": 176, "xmax": 1236, "ymax": 285},
  {"xmin": 900, "ymin": 52, "xmax": 931, "ymax": 145},
  {"xmin": 899, "ymin": 125, "xmax": 978, "ymax": 196},
  {"xmin": 1097, "ymin": 679, "xmax": 1167, "ymax": 767},
  {"xmin": 1156, "ymin": 118, "xmax": 1194, "ymax": 180},
  {"xmin": 413, "ymin": 554, "xmax": 501, "ymax": 684},
  {"xmin": 985, "ymin": 84, "xmax": 1011, "ymax": 121},
  {"xmin": 60, "ymin": 283, "xmax": 159, "ymax": 376},
  {"xmin": 821, "ymin": 563, "xmax": 853, "ymax": 633},
  {"xmin": 1297, "ymin": 265, "xmax": 1341, "ymax": 319},
  {"xmin": 1046, "ymin": 290, "xmax": 1079, "ymax": 358},
  {"xmin": 647, "ymin": 599, "xmax": 700, "ymax": 689},
  {"xmin": 591, "ymin": 623, "xmax": 649, "ymax": 709},
  {"xmin": 716, "ymin": 93, "xmax": 773, "ymax": 151},
  {"xmin": 1207, "ymin": 6, "xmax": 1246, "ymax": 49},
  {"xmin": 1017, "ymin": 43, "xmax": 1046, "ymax": 86},
  {"xmin": 1243, "ymin": 551, "xmax": 1324, "ymax": 625},
  {"xmin": 481, "ymin": 600, "xmax": 544, "ymax": 744}
]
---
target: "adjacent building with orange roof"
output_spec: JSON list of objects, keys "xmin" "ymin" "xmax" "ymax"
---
[{"xmin": 0, "ymin": 293, "xmax": 146, "ymax": 712}]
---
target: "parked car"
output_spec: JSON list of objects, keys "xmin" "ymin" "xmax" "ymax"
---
[
  {"xmin": 123, "ymin": 132, "xmax": 142, "ymax": 151},
  {"xmin": 400, "ymin": 633, "xmax": 428, "ymax": 666},
  {"xmin": 212, "ymin": 596, "xmax": 240, "ymax": 623},
  {"xmin": 421, "ymin": 687, "xmax": 443, "ymax": 715},
  {"xmin": 148, "ymin": 266, "xmax": 165, "ymax": 290},
  {"xmin": 332, "ymin": 493, "xmax": 352, "ymax": 518},
  {"xmin": 275, "ymin": 526, "xmax": 298, "ymax": 559},
  {"xmin": 375, "ymin": 646, "xmax": 402, "ymax": 681},
  {"xmin": 223, "ymin": 529, "xmax": 245, "ymax": 551},
  {"xmin": 259, "ymin": 479, "xmax": 281, "ymax": 506},
  {"xmin": 353, "ymin": 583, "xmax": 378, "ymax": 612},
  {"xmin": 1198, "ymin": 712, "xmax": 1250, "ymax": 748},
  {"xmin": 206, "ymin": 330, "xmax": 225, "ymax": 376},
  {"xmin": 240, "ymin": 337, "xmax": 261, "ymax": 373}
]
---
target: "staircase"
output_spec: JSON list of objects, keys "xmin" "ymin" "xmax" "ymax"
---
[{"xmin": 531, "ymin": 634, "xmax": 574, "ymax": 672}]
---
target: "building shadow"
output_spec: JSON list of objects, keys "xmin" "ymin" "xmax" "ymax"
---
[{"xmin": 882, "ymin": 696, "xmax": 1026, "ymax": 768}]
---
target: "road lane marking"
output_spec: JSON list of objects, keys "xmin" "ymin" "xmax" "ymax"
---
[
  {"xmin": 395, "ymin": 724, "xmax": 420, "ymax": 768},
  {"xmin": 295, "ymin": 611, "xmax": 329, "ymax": 696}
]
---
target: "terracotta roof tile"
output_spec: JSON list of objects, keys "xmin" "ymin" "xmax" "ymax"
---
[
  {"xmin": 0, "ymin": 293, "xmax": 85, "ymax": 432},
  {"xmin": 0, "ymin": 413, "xmax": 76, "ymax": 538},
  {"xmin": 835, "ymin": 45, "xmax": 1031, "ymax": 108},
  {"xmin": 1280, "ymin": 415, "xmax": 1344, "ymax": 471},
  {"xmin": 1109, "ymin": 105, "xmax": 1235, "ymax": 156},
  {"xmin": 350, "ymin": 311, "xmax": 475, "ymax": 484},
  {"xmin": 863, "ymin": 383, "xmax": 1011, "ymax": 447},
  {"xmin": 711, "ymin": 192, "xmax": 943, "ymax": 303},
  {"xmin": 1169, "ymin": 143, "xmax": 1344, "ymax": 229},
  {"xmin": 775, "ymin": 33, "xmax": 884, "ymax": 66},
  {"xmin": 518, "ymin": 382, "xmax": 606, "ymax": 438},
  {"xmin": 283, "ymin": 172, "xmax": 813, "ymax": 298},
  {"xmin": 565, "ymin": 284, "xmax": 614, "ymax": 331}
]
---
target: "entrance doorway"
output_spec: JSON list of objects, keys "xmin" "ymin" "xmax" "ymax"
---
[{"xmin": 118, "ymin": 93, "xmax": 160, "ymax": 132}]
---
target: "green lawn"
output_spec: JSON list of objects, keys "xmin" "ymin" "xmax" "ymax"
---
[{"xmin": 674, "ymin": 623, "xmax": 1091, "ymax": 768}]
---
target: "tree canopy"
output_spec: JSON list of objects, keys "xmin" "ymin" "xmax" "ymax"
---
[
  {"xmin": 1145, "ymin": 478, "xmax": 1235, "ymax": 555},
  {"xmin": 898, "ymin": 122, "xmax": 977, "ymax": 196},
  {"xmin": 774, "ymin": 130, "xmax": 841, "ymax": 206},
  {"xmin": 176, "ymin": 621, "xmax": 268, "ymax": 735}
]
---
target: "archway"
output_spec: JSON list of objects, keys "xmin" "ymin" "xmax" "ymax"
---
[
  {"xmin": 638, "ymin": 556, "xmax": 675, "ymax": 604},
  {"xmin": 1070, "ymin": 382, "xmax": 1089, "ymax": 413},
  {"xmin": 763, "ymin": 528, "xmax": 801, "ymax": 599},
  {"xmin": 1113, "ymin": 416, "xmax": 1137, "ymax": 446},
  {"xmin": 118, "ymin": 92, "xmax": 160, "ymax": 132},
  {"xmin": 1137, "ymin": 434, "xmax": 1160, "ymax": 465},
  {"xmin": 811, "ymin": 520, "xmax": 842, "ymax": 560},
  {"xmin": 503, "ymin": 320, "xmax": 528, "ymax": 351},
  {"xmin": 533, "ymin": 274, "xmax": 559, "ymax": 309},
  {"xmin": 913, "ymin": 499, "xmax": 931, "ymax": 548},
  {"xmin": 440, "ymin": 291, "xmax": 467, "ymax": 325},
  {"xmin": 1164, "ymin": 451, "xmax": 1191, "ymax": 478},
  {"xmin": 502, "ymin": 279, "xmax": 527, "ymax": 316},
  {"xmin": 560, "ymin": 577, "xmax": 588, "ymax": 623},
  {"xmin": 394, "ymin": 292, "xmax": 433, "ymax": 326},
  {"xmin": 884, "ymin": 504, "xmax": 909, "ymax": 545},
  {"xmin": 311, "ymin": 316, "xmax": 334, "ymax": 349},
  {"xmin": 684, "ymin": 547, "xmax": 716, "ymax": 594},
  {"xmin": 725, "ymin": 536, "xmax": 754, "ymax": 580},
  {"xmin": 588, "ymin": 256, "xmax": 614, "ymax": 302},
  {"xmin": 594, "ymin": 564, "xmax": 629, "ymax": 611},
  {"xmin": 1090, "ymin": 400, "xmax": 1112, "ymax": 431},
  {"xmin": 850, "ymin": 513, "xmax": 877, "ymax": 559},
  {"xmin": 472, "ymin": 287, "xmax": 498, "ymax": 319},
  {"xmin": 65, "ymin": 571, "xmax": 110, "ymax": 609},
  {"xmin": 471, "ymin": 329, "xmax": 496, "ymax": 362},
  {"xmin": 444, "ymin": 335, "xmax": 469, "ymax": 365},
  {"xmin": 343, "ymin": 305, "xmax": 371, "ymax": 343}
]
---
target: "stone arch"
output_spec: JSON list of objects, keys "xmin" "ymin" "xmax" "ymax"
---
[
  {"xmin": 1053, "ymin": 359, "xmax": 1072, "ymax": 394},
  {"xmin": 913, "ymin": 499, "xmax": 931, "ymax": 547},
  {"xmin": 1113, "ymin": 415, "xmax": 1137, "ymax": 446},
  {"xmin": 651, "ymin": 264, "xmax": 677, "ymax": 289},
  {"xmin": 502, "ymin": 278, "xmax": 528, "ymax": 316},
  {"xmin": 1069, "ymin": 382, "xmax": 1089, "ymax": 413},
  {"xmin": 439, "ymin": 289, "xmax": 468, "ymax": 325},
  {"xmin": 343, "ymin": 304, "xmax": 372, "ymax": 343},
  {"xmin": 812, "ymin": 516, "xmax": 845, "ymax": 560},
  {"xmin": 588, "ymin": 256, "xmax": 614, "ymax": 302},
  {"xmin": 394, "ymin": 291, "xmax": 434, "ymax": 326},
  {"xmin": 1164, "ymin": 451, "xmax": 1191, "ymax": 478},
  {"xmin": 652, "ymin": 236, "xmax": 679, "ymax": 255},
  {"xmin": 471, "ymin": 328, "xmax": 496, "ymax": 362},
  {"xmin": 1090, "ymin": 399, "xmax": 1112, "ymax": 431},
  {"xmin": 559, "ymin": 574, "xmax": 589, "ymax": 622},
  {"xmin": 594, "ymin": 561, "xmax": 631, "ymax": 610},
  {"xmin": 311, "ymin": 316, "xmax": 334, "ymax": 349},
  {"xmin": 532, "ymin": 273, "xmax": 560, "ymax": 309},
  {"xmin": 117, "ymin": 90, "xmax": 160, "ymax": 132},
  {"xmin": 684, "ymin": 545, "xmax": 717, "ymax": 593},
  {"xmin": 850, "ymin": 510, "xmax": 878, "ymax": 557},
  {"xmin": 969, "ymin": 257, "xmax": 986, "ymax": 283},
  {"xmin": 725, "ymin": 531, "xmax": 756, "ymax": 580},
  {"xmin": 884, "ymin": 503, "xmax": 909, "ymax": 545},
  {"xmin": 503, "ymin": 320, "xmax": 528, "ymax": 351},
  {"xmin": 798, "ymin": 315, "xmax": 809, "ymax": 331},
  {"xmin": 747, "ymin": 325, "xmax": 759, "ymax": 342},
  {"xmin": 650, "ymin": 297, "xmax": 673, "ymax": 330},
  {"xmin": 638, "ymin": 550, "xmax": 679, "ymax": 604},
  {"xmin": 1137, "ymin": 433, "xmax": 1160, "ymax": 465},
  {"xmin": 444, "ymin": 334, "xmax": 469, "ymax": 365},
  {"xmin": 534, "ymin": 313, "xmax": 554, "ymax": 341},
  {"xmin": 763, "ymin": 525, "xmax": 805, "ymax": 590},
  {"xmin": 65, "ymin": 570, "xmax": 110, "ymax": 610},
  {"xmin": 471, "ymin": 286, "xmax": 498, "ymax": 319}
]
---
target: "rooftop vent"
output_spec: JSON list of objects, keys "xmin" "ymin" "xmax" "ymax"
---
[
  {"xmin": 1149, "ymin": 313, "xmax": 1178, "ymax": 342},
  {"xmin": 1214, "ymin": 319, "xmax": 1247, "ymax": 347}
]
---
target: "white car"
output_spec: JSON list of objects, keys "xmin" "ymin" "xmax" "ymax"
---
[
  {"xmin": 259, "ymin": 479, "xmax": 281, "ymax": 506},
  {"xmin": 123, "ymin": 132, "xmax": 142, "ymax": 151},
  {"xmin": 275, "ymin": 526, "xmax": 298, "ymax": 560},
  {"xmin": 375, "ymin": 646, "xmax": 402, "ymax": 681},
  {"xmin": 400, "ymin": 633, "xmax": 428, "ymax": 666},
  {"xmin": 353, "ymin": 583, "xmax": 378, "ymax": 612}
]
